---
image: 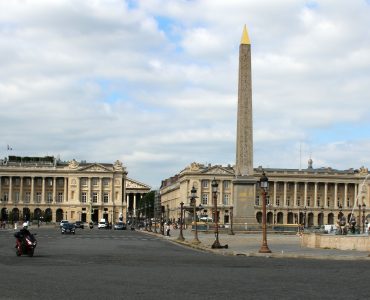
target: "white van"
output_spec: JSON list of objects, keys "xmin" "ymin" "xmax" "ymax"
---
[{"xmin": 98, "ymin": 218, "xmax": 107, "ymax": 229}]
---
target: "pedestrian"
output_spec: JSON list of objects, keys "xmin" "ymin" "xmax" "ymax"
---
[{"xmin": 166, "ymin": 223, "xmax": 170, "ymax": 236}]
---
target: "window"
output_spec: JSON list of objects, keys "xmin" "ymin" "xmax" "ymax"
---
[
  {"xmin": 24, "ymin": 192, "xmax": 30, "ymax": 203},
  {"xmin": 201, "ymin": 193, "xmax": 208, "ymax": 205},
  {"xmin": 47, "ymin": 192, "xmax": 53, "ymax": 203},
  {"xmin": 37, "ymin": 178, "xmax": 42, "ymax": 186},
  {"xmin": 223, "ymin": 194, "xmax": 230, "ymax": 205},
  {"xmin": 15, "ymin": 178, "xmax": 20, "ymax": 186},
  {"xmin": 3, "ymin": 192, "xmax": 8, "ymax": 202},
  {"xmin": 297, "ymin": 197, "xmax": 301, "ymax": 207},
  {"xmin": 286, "ymin": 197, "xmax": 290, "ymax": 207},
  {"xmin": 307, "ymin": 197, "xmax": 311, "ymax": 207},
  {"xmin": 202, "ymin": 180, "xmax": 208, "ymax": 188},
  {"xmin": 57, "ymin": 192, "xmax": 63, "ymax": 203},
  {"xmin": 103, "ymin": 192, "xmax": 109, "ymax": 203},
  {"xmin": 255, "ymin": 196, "xmax": 260, "ymax": 206},
  {"xmin": 81, "ymin": 178, "xmax": 87, "ymax": 186},
  {"xmin": 57, "ymin": 178, "xmax": 64, "ymax": 187},
  {"xmin": 48, "ymin": 178, "xmax": 53, "ymax": 186},
  {"xmin": 26, "ymin": 178, "xmax": 31, "ymax": 186},
  {"xmin": 103, "ymin": 179, "xmax": 109, "ymax": 186},
  {"xmin": 267, "ymin": 196, "xmax": 270, "ymax": 205},
  {"xmin": 92, "ymin": 192, "xmax": 98, "ymax": 203},
  {"xmin": 92, "ymin": 178, "xmax": 98, "ymax": 186},
  {"xmin": 223, "ymin": 181, "xmax": 230, "ymax": 189},
  {"xmin": 81, "ymin": 192, "xmax": 87, "ymax": 203},
  {"xmin": 276, "ymin": 196, "xmax": 280, "ymax": 207},
  {"xmin": 36, "ymin": 192, "xmax": 41, "ymax": 203},
  {"xmin": 317, "ymin": 197, "xmax": 321, "ymax": 207},
  {"xmin": 327, "ymin": 198, "xmax": 330, "ymax": 207}
]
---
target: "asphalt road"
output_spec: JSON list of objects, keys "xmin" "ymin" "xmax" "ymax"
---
[{"xmin": 0, "ymin": 227, "xmax": 368, "ymax": 300}]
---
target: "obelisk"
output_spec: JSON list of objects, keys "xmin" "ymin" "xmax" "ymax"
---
[
  {"xmin": 236, "ymin": 25, "xmax": 253, "ymax": 177},
  {"xmin": 233, "ymin": 25, "xmax": 257, "ymax": 230}
]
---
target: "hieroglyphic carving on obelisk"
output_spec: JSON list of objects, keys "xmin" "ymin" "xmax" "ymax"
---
[{"xmin": 235, "ymin": 25, "xmax": 253, "ymax": 177}]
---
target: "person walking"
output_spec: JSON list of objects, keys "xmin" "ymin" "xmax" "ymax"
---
[{"xmin": 166, "ymin": 223, "xmax": 170, "ymax": 236}]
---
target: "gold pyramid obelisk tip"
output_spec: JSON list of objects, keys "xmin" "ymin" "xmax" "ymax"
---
[{"xmin": 240, "ymin": 25, "xmax": 250, "ymax": 45}]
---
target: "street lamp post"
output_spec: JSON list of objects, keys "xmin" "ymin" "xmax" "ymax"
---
[
  {"xmin": 190, "ymin": 186, "xmax": 200, "ymax": 244},
  {"xmin": 211, "ymin": 178, "xmax": 228, "ymax": 249},
  {"xmin": 362, "ymin": 203, "xmax": 366, "ymax": 234},
  {"xmin": 358, "ymin": 204, "xmax": 362, "ymax": 233},
  {"xmin": 228, "ymin": 206, "xmax": 234, "ymax": 235},
  {"xmin": 177, "ymin": 202, "xmax": 185, "ymax": 241},
  {"xmin": 259, "ymin": 171, "xmax": 272, "ymax": 253},
  {"xmin": 303, "ymin": 206, "xmax": 307, "ymax": 229}
]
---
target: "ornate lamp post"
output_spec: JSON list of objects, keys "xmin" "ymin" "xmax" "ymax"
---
[
  {"xmin": 358, "ymin": 204, "xmax": 362, "ymax": 233},
  {"xmin": 259, "ymin": 171, "xmax": 272, "ymax": 253},
  {"xmin": 190, "ymin": 186, "xmax": 200, "ymax": 244},
  {"xmin": 177, "ymin": 202, "xmax": 185, "ymax": 241},
  {"xmin": 362, "ymin": 203, "xmax": 366, "ymax": 234},
  {"xmin": 228, "ymin": 206, "xmax": 234, "ymax": 235},
  {"xmin": 211, "ymin": 178, "xmax": 228, "ymax": 249}
]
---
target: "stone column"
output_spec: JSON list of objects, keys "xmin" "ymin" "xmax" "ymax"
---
[
  {"xmin": 88, "ymin": 177, "xmax": 92, "ymax": 203},
  {"xmin": 283, "ymin": 182, "xmax": 287, "ymax": 207},
  {"xmin": 64, "ymin": 177, "xmax": 68, "ymax": 202},
  {"xmin": 344, "ymin": 183, "xmax": 348, "ymax": 208},
  {"xmin": 304, "ymin": 182, "xmax": 308, "ymax": 207},
  {"xmin": 100, "ymin": 178, "xmax": 103, "ymax": 204},
  {"xmin": 9, "ymin": 177, "xmax": 13, "ymax": 203},
  {"xmin": 133, "ymin": 194, "xmax": 137, "ymax": 215},
  {"xmin": 20, "ymin": 177, "xmax": 24, "ymax": 203},
  {"xmin": 324, "ymin": 183, "xmax": 328, "ymax": 208},
  {"xmin": 31, "ymin": 177, "xmax": 34, "ymax": 203},
  {"xmin": 42, "ymin": 177, "xmax": 45, "ymax": 203},
  {"xmin": 53, "ymin": 177, "xmax": 57, "ymax": 203},
  {"xmin": 354, "ymin": 184, "xmax": 358, "ymax": 206},
  {"xmin": 314, "ymin": 182, "xmax": 318, "ymax": 208},
  {"xmin": 334, "ymin": 183, "xmax": 338, "ymax": 209},
  {"xmin": 273, "ymin": 181, "xmax": 277, "ymax": 206},
  {"xmin": 293, "ymin": 182, "xmax": 297, "ymax": 207},
  {"xmin": 0, "ymin": 176, "xmax": 2, "ymax": 200}
]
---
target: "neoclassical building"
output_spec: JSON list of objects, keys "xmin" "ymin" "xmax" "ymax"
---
[
  {"xmin": 160, "ymin": 161, "xmax": 369, "ymax": 228},
  {"xmin": 0, "ymin": 155, "xmax": 150, "ymax": 224}
]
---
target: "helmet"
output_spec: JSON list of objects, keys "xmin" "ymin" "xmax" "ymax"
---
[{"xmin": 23, "ymin": 222, "xmax": 28, "ymax": 229}]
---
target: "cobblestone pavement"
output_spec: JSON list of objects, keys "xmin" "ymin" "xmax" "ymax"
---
[{"xmin": 142, "ymin": 227, "xmax": 370, "ymax": 260}]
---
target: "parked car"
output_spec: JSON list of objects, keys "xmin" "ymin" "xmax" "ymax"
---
[
  {"xmin": 74, "ymin": 221, "xmax": 84, "ymax": 229},
  {"xmin": 98, "ymin": 219, "xmax": 107, "ymax": 229},
  {"xmin": 114, "ymin": 222, "xmax": 126, "ymax": 230},
  {"xmin": 59, "ymin": 220, "xmax": 69, "ymax": 228},
  {"xmin": 61, "ymin": 222, "xmax": 75, "ymax": 234}
]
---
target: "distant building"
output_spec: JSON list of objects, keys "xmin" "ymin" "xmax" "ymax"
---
[
  {"xmin": 160, "ymin": 161, "xmax": 369, "ymax": 228},
  {"xmin": 0, "ymin": 155, "xmax": 150, "ymax": 223}
]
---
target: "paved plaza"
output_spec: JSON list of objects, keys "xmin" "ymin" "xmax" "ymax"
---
[{"xmin": 143, "ymin": 227, "xmax": 370, "ymax": 260}]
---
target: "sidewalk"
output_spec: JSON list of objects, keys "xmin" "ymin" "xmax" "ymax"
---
[{"xmin": 142, "ymin": 228, "xmax": 370, "ymax": 261}]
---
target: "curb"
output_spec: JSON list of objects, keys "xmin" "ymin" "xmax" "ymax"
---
[{"xmin": 140, "ymin": 230, "xmax": 370, "ymax": 261}]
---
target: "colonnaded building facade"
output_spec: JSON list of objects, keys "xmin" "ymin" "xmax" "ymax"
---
[
  {"xmin": 160, "ymin": 26, "xmax": 369, "ymax": 230},
  {"xmin": 0, "ymin": 155, "xmax": 150, "ymax": 224},
  {"xmin": 160, "ymin": 161, "xmax": 370, "ymax": 228}
]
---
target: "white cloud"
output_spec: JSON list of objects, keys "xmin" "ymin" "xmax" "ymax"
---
[{"xmin": 1, "ymin": 0, "xmax": 370, "ymax": 188}]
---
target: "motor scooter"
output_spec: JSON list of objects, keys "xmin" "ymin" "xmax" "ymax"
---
[{"xmin": 14, "ymin": 232, "xmax": 37, "ymax": 257}]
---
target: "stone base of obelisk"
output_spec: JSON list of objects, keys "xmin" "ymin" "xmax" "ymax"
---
[{"xmin": 232, "ymin": 176, "xmax": 259, "ymax": 231}]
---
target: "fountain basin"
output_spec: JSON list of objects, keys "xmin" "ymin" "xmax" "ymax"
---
[{"xmin": 301, "ymin": 233, "xmax": 369, "ymax": 251}]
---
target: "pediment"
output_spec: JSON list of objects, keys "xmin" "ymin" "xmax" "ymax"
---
[
  {"xmin": 201, "ymin": 166, "xmax": 234, "ymax": 176},
  {"xmin": 78, "ymin": 164, "xmax": 111, "ymax": 172},
  {"xmin": 126, "ymin": 178, "xmax": 151, "ymax": 190}
]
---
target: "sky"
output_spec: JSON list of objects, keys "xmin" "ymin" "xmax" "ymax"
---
[{"xmin": 1, "ymin": 0, "xmax": 370, "ymax": 189}]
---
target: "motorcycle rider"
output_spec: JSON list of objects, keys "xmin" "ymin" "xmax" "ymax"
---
[{"xmin": 15, "ymin": 222, "xmax": 31, "ymax": 248}]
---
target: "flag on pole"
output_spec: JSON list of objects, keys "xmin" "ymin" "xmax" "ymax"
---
[{"xmin": 7, "ymin": 145, "xmax": 13, "ymax": 151}]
